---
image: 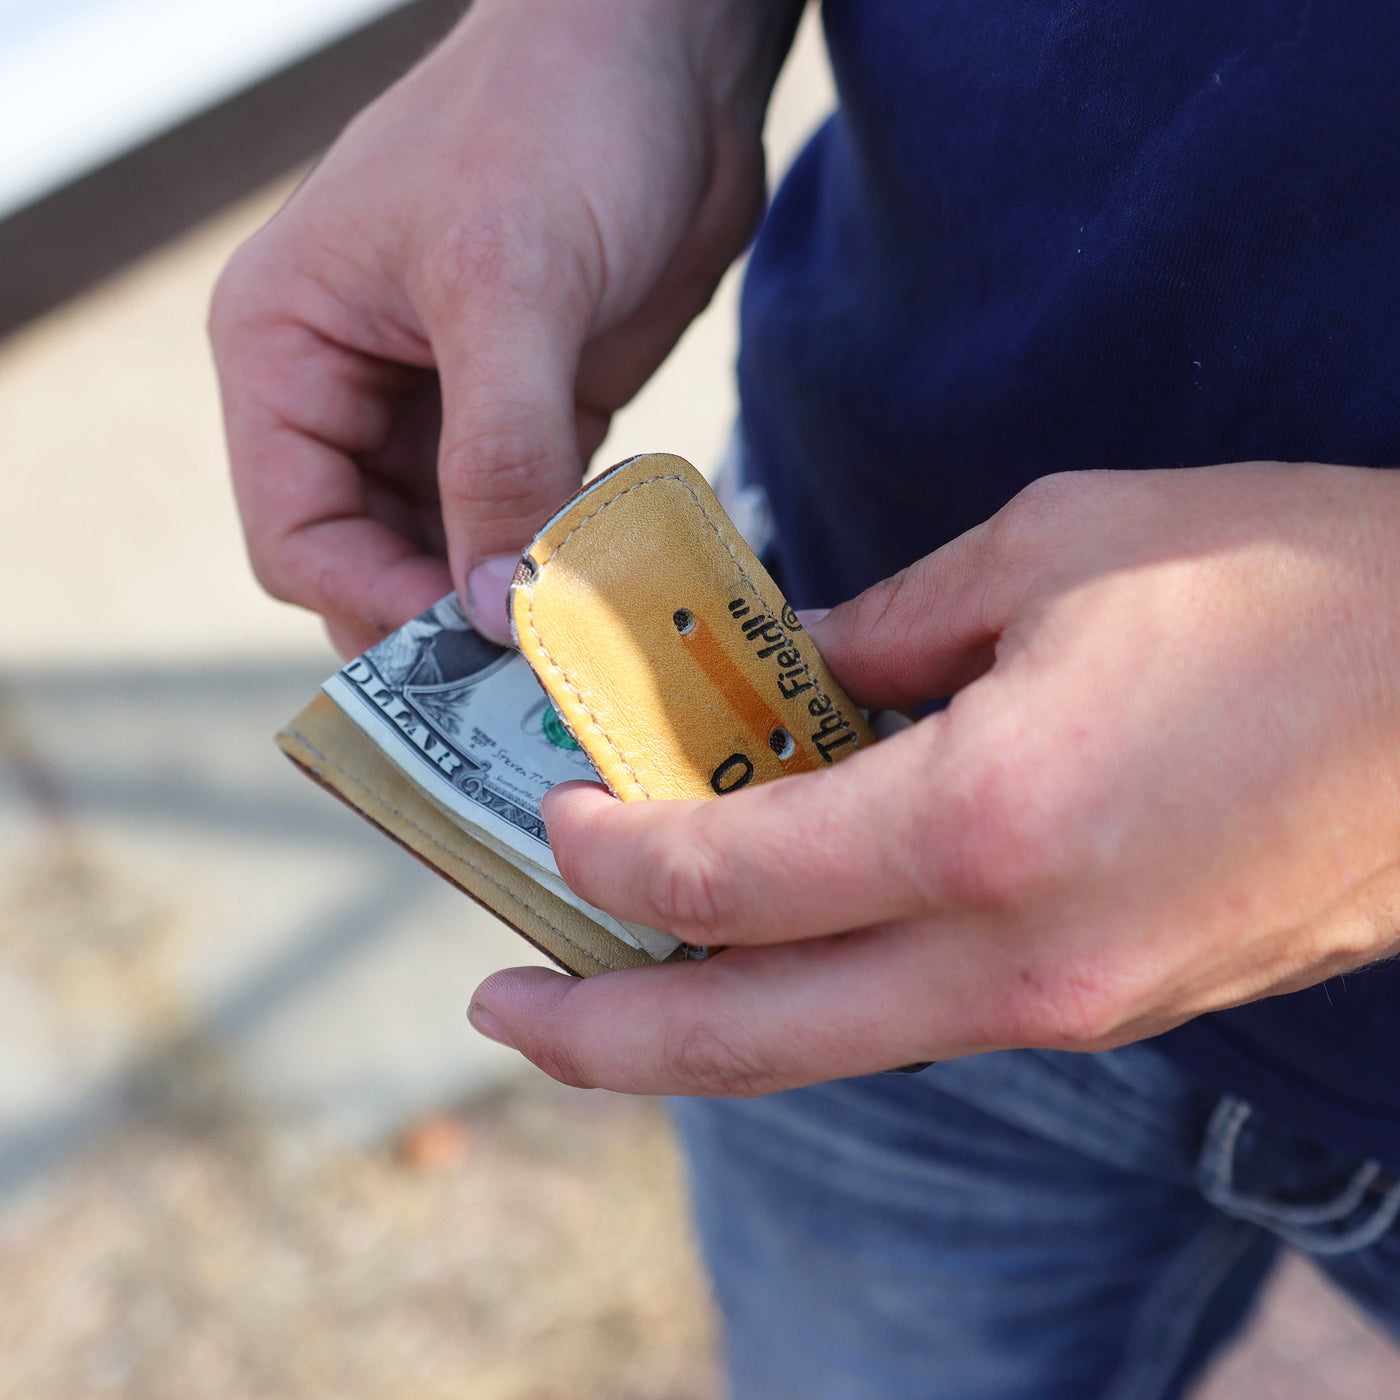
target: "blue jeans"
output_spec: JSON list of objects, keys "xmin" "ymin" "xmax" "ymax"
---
[{"xmin": 671, "ymin": 1045, "xmax": 1400, "ymax": 1400}]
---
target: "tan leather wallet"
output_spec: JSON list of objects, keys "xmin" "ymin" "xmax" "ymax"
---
[{"xmin": 277, "ymin": 453, "xmax": 874, "ymax": 976}]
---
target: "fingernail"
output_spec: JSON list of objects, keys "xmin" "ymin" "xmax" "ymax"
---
[
  {"xmin": 541, "ymin": 778, "xmax": 608, "ymax": 819},
  {"xmin": 465, "ymin": 554, "xmax": 520, "ymax": 646},
  {"xmin": 468, "ymin": 1002, "xmax": 516, "ymax": 1050},
  {"xmin": 795, "ymin": 607, "xmax": 830, "ymax": 630}
]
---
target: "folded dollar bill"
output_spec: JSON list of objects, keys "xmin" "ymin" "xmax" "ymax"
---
[
  {"xmin": 277, "ymin": 454, "xmax": 876, "ymax": 977},
  {"xmin": 321, "ymin": 593, "xmax": 685, "ymax": 963}
]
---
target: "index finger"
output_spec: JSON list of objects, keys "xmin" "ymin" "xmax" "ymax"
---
[{"xmin": 543, "ymin": 716, "xmax": 961, "ymax": 947}]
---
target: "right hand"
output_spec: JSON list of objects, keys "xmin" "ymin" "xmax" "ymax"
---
[{"xmin": 210, "ymin": 0, "xmax": 798, "ymax": 654}]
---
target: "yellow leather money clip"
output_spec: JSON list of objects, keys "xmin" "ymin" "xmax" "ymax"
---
[{"xmin": 510, "ymin": 453, "xmax": 874, "ymax": 802}]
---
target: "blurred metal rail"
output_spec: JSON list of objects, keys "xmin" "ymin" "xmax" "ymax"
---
[
  {"xmin": 0, "ymin": 678, "xmax": 71, "ymax": 836},
  {"xmin": 0, "ymin": 0, "xmax": 468, "ymax": 337}
]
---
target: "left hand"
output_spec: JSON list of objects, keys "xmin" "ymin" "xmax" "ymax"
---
[{"xmin": 469, "ymin": 463, "xmax": 1400, "ymax": 1094}]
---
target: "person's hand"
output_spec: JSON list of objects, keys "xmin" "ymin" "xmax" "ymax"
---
[
  {"xmin": 468, "ymin": 463, "xmax": 1400, "ymax": 1094},
  {"xmin": 211, "ymin": 0, "xmax": 799, "ymax": 655}
]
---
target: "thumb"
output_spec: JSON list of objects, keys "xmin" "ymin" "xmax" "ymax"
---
[
  {"xmin": 433, "ymin": 293, "xmax": 586, "ymax": 644},
  {"xmin": 807, "ymin": 515, "xmax": 1025, "ymax": 711}
]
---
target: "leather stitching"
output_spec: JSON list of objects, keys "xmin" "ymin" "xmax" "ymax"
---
[
  {"xmin": 524, "ymin": 471, "xmax": 813, "ymax": 796},
  {"xmin": 286, "ymin": 727, "xmax": 622, "ymax": 973}
]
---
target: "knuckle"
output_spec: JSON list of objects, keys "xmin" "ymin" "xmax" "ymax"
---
[
  {"xmin": 828, "ymin": 565, "xmax": 938, "ymax": 693},
  {"xmin": 439, "ymin": 407, "xmax": 561, "ymax": 519},
  {"xmin": 207, "ymin": 274, "xmax": 236, "ymax": 350},
  {"xmin": 245, "ymin": 545, "xmax": 296, "ymax": 606},
  {"xmin": 663, "ymin": 1015, "xmax": 774, "ymax": 1097},
  {"xmin": 846, "ymin": 566, "xmax": 919, "ymax": 647},
  {"xmin": 208, "ymin": 237, "xmax": 282, "ymax": 351},
  {"xmin": 424, "ymin": 209, "xmax": 542, "ymax": 310},
  {"xmin": 938, "ymin": 759, "xmax": 1072, "ymax": 913},
  {"xmin": 207, "ymin": 250, "xmax": 253, "ymax": 346},
  {"xmin": 1009, "ymin": 470, "xmax": 1088, "ymax": 522},
  {"xmin": 310, "ymin": 561, "xmax": 380, "ymax": 632},
  {"xmin": 992, "ymin": 954, "xmax": 1134, "ymax": 1051},
  {"xmin": 985, "ymin": 471, "xmax": 1085, "ymax": 561},
  {"xmin": 252, "ymin": 549, "xmax": 351, "ymax": 622},
  {"xmin": 644, "ymin": 832, "xmax": 735, "ymax": 942},
  {"xmin": 849, "ymin": 566, "xmax": 916, "ymax": 635},
  {"xmin": 528, "ymin": 1037, "xmax": 598, "ymax": 1091}
]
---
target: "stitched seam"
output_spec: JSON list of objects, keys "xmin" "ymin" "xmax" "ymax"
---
[
  {"xmin": 1100, "ymin": 1215, "xmax": 1267, "ymax": 1400},
  {"xmin": 525, "ymin": 472, "xmax": 830, "ymax": 792},
  {"xmin": 288, "ymin": 728, "xmax": 622, "ymax": 972},
  {"xmin": 1281, "ymin": 1175, "xmax": 1400, "ymax": 1256},
  {"xmin": 1200, "ymin": 1099, "xmax": 1390, "ymax": 1235}
]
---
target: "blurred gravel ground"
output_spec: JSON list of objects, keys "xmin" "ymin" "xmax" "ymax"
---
[
  {"xmin": 0, "ymin": 1091, "xmax": 716, "ymax": 1400},
  {"xmin": 0, "ymin": 844, "xmax": 716, "ymax": 1400}
]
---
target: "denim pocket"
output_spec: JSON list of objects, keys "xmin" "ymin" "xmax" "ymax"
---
[{"xmin": 1198, "ymin": 1098, "xmax": 1400, "ymax": 1255}]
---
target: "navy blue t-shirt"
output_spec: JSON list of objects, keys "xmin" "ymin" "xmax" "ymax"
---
[{"xmin": 738, "ymin": 0, "xmax": 1400, "ymax": 1165}]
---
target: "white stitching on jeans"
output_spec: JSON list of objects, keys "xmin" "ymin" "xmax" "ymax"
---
[{"xmin": 1199, "ymin": 1097, "xmax": 1400, "ymax": 1254}]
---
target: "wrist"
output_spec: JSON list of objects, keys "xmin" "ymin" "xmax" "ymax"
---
[
  {"xmin": 681, "ymin": 0, "xmax": 808, "ymax": 126},
  {"xmin": 455, "ymin": 0, "xmax": 804, "ymax": 127}
]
